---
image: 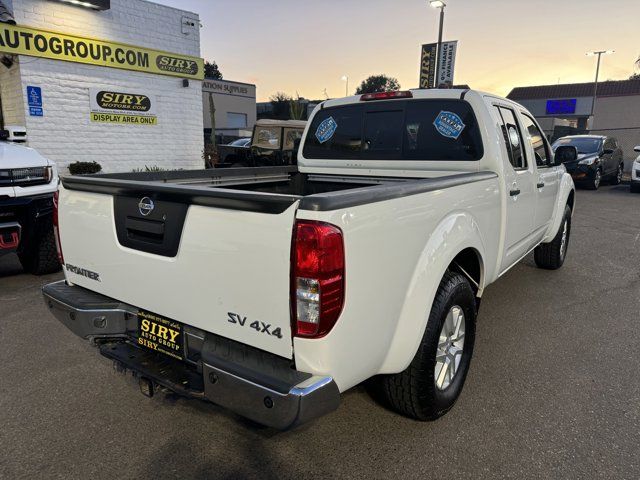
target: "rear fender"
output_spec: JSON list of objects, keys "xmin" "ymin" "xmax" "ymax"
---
[{"xmin": 379, "ymin": 211, "xmax": 486, "ymax": 374}]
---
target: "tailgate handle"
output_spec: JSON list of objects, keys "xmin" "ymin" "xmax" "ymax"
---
[{"xmin": 125, "ymin": 217, "xmax": 165, "ymax": 236}]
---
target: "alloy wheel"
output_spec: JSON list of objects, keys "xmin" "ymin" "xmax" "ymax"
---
[{"xmin": 435, "ymin": 305, "xmax": 466, "ymax": 390}]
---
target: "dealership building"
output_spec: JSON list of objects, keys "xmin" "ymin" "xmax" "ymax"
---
[
  {"xmin": 0, "ymin": 0, "xmax": 205, "ymax": 173},
  {"xmin": 202, "ymin": 78, "xmax": 256, "ymax": 143},
  {"xmin": 508, "ymin": 79, "xmax": 640, "ymax": 165}
]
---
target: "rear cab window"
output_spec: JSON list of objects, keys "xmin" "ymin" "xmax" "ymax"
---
[{"xmin": 302, "ymin": 99, "xmax": 484, "ymax": 161}]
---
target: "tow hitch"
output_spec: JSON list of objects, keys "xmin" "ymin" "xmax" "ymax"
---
[{"xmin": 0, "ymin": 222, "xmax": 21, "ymax": 252}]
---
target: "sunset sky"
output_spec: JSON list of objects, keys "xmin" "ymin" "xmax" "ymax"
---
[{"xmin": 156, "ymin": 0, "xmax": 640, "ymax": 101}]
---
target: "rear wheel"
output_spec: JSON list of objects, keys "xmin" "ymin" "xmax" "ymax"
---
[
  {"xmin": 18, "ymin": 226, "xmax": 61, "ymax": 275},
  {"xmin": 381, "ymin": 271, "xmax": 476, "ymax": 420},
  {"xmin": 534, "ymin": 205, "xmax": 571, "ymax": 270},
  {"xmin": 631, "ymin": 183, "xmax": 640, "ymax": 193}
]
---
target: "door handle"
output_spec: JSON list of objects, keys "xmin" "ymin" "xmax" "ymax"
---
[
  {"xmin": 537, "ymin": 182, "xmax": 545, "ymax": 189},
  {"xmin": 509, "ymin": 189, "xmax": 521, "ymax": 197}
]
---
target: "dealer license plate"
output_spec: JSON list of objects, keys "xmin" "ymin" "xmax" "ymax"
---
[{"xmin": 137, "ymin": 310, "xmax": 184, "ymax": 360}]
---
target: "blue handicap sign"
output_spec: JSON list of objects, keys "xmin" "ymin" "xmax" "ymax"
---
[
  {"xmin": 27, "ymin": 86, "xmax": 42, "ymax": 107},
  {"xmin": 433, "ymin": 111, "xmax": 466, "ymax": 140},
  {"xmin": 27, "ymin": 86, "xmax": 43, "ymax": 116}
]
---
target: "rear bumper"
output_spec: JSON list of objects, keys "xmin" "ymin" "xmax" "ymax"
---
[{"xmin": 42, "ymin": 281, "xmax": 340, "ymax": 430}]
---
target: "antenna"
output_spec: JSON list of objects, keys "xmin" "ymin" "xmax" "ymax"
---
[{"xmin": 322, "ymin": 88, "xmax": 329, "ymax": 99}]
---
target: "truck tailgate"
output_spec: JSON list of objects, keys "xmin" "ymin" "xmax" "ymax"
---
[{"xmin": 58, "ymin": 185, "xmax": 298, "ymax": 359}]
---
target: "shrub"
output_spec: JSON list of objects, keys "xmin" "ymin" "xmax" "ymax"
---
[{"xmin": 68, "ymin": 161, "xmax": 102, "ymax": 175}]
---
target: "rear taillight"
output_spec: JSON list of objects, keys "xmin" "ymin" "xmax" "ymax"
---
[
  {"xmin": 360, "ymin": 90, "xmax": 413, "ymax": 101},
  {"xmin": 53, "ymin": 190, "xmax": 64, "ymax": 265},
  {"xmin": 292, "ymin": 220, "xmax": 345, "ymax": 338}
]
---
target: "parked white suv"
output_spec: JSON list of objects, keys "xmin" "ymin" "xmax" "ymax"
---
[
  {"xmin": 631, "ymin": 146, "xmax": 640, "ymax": 193},
  {"xmin": 43, "ymin": 89, "xmax": 575, "ymax": 428},
  {"xmin": 1, "ymin": 132, "xmax": 61, "ymax": 274}
]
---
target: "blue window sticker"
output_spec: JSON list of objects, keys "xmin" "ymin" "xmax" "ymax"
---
[
  {"xmin": 315, "ymin": 116, "xmax": 338, "ymax": 144},
  {"xmin": 433, "ymin": 111, "xmax": 466, "ymax": 140}
]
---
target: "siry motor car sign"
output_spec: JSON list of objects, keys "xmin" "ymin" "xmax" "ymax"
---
[
  {"xmin": 0, "ymin": 24, "xmax": 203, "ymax": 80},
  {"xmin": 89, "ymin": 88, "xmax": 157, "ymax": 125}
]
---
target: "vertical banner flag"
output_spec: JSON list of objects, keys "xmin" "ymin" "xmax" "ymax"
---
[
  {"xmin": 419, "ymin": 43, "xmax": 438, "ymax": 89},
  {"xmin": 436, "ymin": 40, "xmax": 458, "ymax": 87}
]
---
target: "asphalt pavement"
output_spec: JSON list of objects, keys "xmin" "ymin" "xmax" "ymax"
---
[{"xmin": 1, "ymin": 185, "xmax": 639, "ymax": 479}]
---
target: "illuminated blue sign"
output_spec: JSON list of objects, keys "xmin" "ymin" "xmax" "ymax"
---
[{"xmin": 546, "ymin": 99, "xmax": 577, "ymax": 115}]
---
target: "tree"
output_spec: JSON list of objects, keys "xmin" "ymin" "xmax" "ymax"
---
[
  {"xmin": 630, "ymin": 73, "xmax": 640, "ymax": 80},
  {"xmin": 270, "ymin": 92, "xmax": 292, "ymax": 119},
  {"xmin": 289, "ymin": 93, "xmax": 305, "ymax": 120},
  {"xmin": 355, "ymin": 75, "xmax": 401, "ymax": 94},
  {"xmin": 204, "ymin": 60, "xmax": 222, "ymax": 79}
]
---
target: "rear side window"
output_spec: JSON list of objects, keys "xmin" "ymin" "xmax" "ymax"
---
[
  {"xmin": 495, "ymin": 106, "xmax": 527, "ymax": 170},
  {"xmin": 303, "ymin": 99, "xmax": 483, "ymax": 161}
]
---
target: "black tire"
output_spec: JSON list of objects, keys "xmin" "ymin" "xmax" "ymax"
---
[
  {"xmin": 18, "ymin": 226, "xmax": 61, "ymax": 275},
  {"xmin": 631, "ymin": 183, "xmax": 640, "ymax": 194},
  {"xmin": 534, "ymin": 205, "xmax": 571, "ymax": 270},
  {"xmin": 611, "ymin": 164, "xmax": 623, "ymax": 185},
  {"xmin": 381, "ymin": 271, "xmax": 476, "ymax": 421},
  {"xmin": 587, "ymin": 169, "xmax": 602, "ymax": 190}
]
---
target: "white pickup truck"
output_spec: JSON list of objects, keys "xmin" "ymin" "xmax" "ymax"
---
[
  {"xmin": 1, "ymin": 133, "xmax": 61, "ymax": 274},
  {"xmin": 43, "ymin": 89, "xmax": 576, "ymax": 429}
]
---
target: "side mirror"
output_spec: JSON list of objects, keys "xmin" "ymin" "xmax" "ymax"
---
[
  {"xmin": 554, "ymin": 145, "xmax": 578, "ymax": 165},
  {"xmin": 602, "ymin": 148, "xmax": 614, "ymax": 155},
  {"xmin": 634, "ymin": 145, "xmax": 640, "ymax": 153}
]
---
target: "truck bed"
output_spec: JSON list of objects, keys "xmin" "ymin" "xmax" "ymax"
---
[{"xmin": 61, "ymin": 166, "xmax": 497, "ymax": 214}]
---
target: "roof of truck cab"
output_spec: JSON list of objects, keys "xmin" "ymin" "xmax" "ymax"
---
[
  {"xmin": 255, "ymin": 119, "xmax": 307, "ymax": 128},
  {"xmin": 316, "ymin": 89, "xmax": 503, "ymax": 110}
]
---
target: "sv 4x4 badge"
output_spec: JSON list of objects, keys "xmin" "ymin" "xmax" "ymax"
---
[{"xmin": 227, "ymin": 312, "xmax": 283, "ymax": 339}]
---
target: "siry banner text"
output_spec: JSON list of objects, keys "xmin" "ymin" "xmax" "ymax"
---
[{"xmin": 0, "ymin": 24, "xmax": 203, "ymax": 80}]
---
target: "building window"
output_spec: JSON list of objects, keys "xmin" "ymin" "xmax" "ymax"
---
[{"xmin": 227, "ymin": 112, "xmax": 247, "ymax": 129}]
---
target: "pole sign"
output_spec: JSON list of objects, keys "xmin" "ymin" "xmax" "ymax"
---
[
  {"xmin": 419, "ymin": 43, "xmax": 438, "ymax": 89},
  {"xmin": 0, "ymin": 24, "xmax": 204, "ymax": 80},
  {"xmin": 436, "ymin": 40, "xmax": 458, "ymax": 87},
  {"xmin": 26, "ymin": 85, "xmax": 43, "ymax": 117},
  {"xmin": 90, "ymin": 88, "xmax": 157, "ymax": 125}
]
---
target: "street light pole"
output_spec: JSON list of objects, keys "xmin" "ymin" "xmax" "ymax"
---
[
  {"xmin": 341, "ymin": 75, "xmax": 349, "ymax": 97},
  {"xmin": 586, "ymin": 50, "xmax": 614, "ymax": 120},
  {"xmin": 430, "ymin": 1, "xmax": 446, "ymax": 88}
]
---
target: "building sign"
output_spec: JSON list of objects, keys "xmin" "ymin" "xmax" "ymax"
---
[
  {"xmin": 202, "ymin": 79, "xmax": 255, "ymax": 98},
  {"xmin": 546, "ymin": 99, "xmax": 577, "ymax": 115},
  {"xmin": 436, "ymin": 40, "xmax": 458, "ymax": 87},
  {"xmin": 90, "ymin": 88, "xmax": 157, "ymax": 125},
  {"xmin": 0, "ymin": 24, "xmax": 203, "ymax": 80},
  {"xmin": 419, "ymin": 43, "xmax": 438, "ymax": 89},
  {"xmin": 27, "ymin": 85, "xmax": 43, "ymax": 117}
]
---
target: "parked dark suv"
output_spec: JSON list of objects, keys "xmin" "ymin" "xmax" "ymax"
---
[{"xmin": 552, "ymin": 135, "xmax": 624, "ymax": 190}]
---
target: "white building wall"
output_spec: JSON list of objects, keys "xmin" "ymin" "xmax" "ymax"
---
[{"xmin": 8, "ymin": 0, "xmax": 204, "ymax": 173}]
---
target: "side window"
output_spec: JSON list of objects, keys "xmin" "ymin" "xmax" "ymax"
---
[
  {"xmin": 521, "ymin": 113, "xmax": 550, "ymax": 167},
  {"xmin": 604, "ymin": 137, "xmax": 615, "ymax": 151},
  {"xmin": 494, "ymin": 106, "xmax": 527, "ymax": 170}
]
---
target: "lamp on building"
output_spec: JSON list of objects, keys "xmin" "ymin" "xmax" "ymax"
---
[{"xmin": 49, "ymin": 0, "xmax": 110, "ymax": 11}]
